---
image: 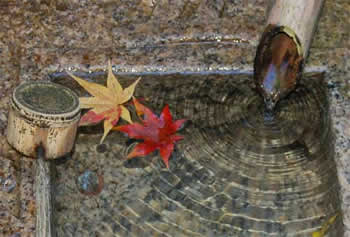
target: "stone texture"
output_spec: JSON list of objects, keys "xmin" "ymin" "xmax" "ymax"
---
[{"xmin": 0, "ymin": 0, "xmax": 349, "ymax": 236}]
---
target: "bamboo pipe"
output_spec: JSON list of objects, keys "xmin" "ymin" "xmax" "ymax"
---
[
  {"xmin": 267, "ymin": 0, "xmax": 324, "ymax": 58},
  {"xmin": 254, "ymin": 0, "xmax": 325, "ymax": 109}
]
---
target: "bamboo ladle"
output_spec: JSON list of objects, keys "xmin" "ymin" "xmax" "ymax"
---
[{"xmin": 6, "ymin": 81, "xmax": 80, "ymax": 237}]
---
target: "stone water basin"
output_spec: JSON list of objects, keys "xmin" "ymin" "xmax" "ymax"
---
[
  {"xmin": 50, "ymin": 71, "xmax": 343, "ymax": 236},
  {"xmin": 0, "ymin": 0, "xmax": 348, "ymax": 236}
]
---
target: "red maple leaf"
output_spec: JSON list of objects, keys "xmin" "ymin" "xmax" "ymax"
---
[{"xmin": 114, "ymin": 98, "xmax": 186, "ymax": 168}]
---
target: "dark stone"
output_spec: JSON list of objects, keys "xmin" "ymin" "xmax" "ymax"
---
[
  {"xmin": 159, "ymin": 171, "xmax": 180, "ymax": 186},
  {"xmin": 144, "ymin": 189, "xmax": 161, "ymax": 203},
  {"xmin": 153, "ymin": 177, "xmax": 173, "ymax": 194},
  {"xmin": 96, "ymin": 143, "xmax": 108, "ymax": 153},
  {"xmin": 193, "ymin": 168, "xmax": 215, "ymax": 185},
  {"xmin": 214, "ymin": 194, "xmax": 229, "ymax": 209},
  {"xmin": 119, "ymin": 215, "xmax": 132, "ymax": 232},
  {"xmin": 167, "ymin": 189, "xmax": 186, "ymax": 202},
  {"xmin": 123, "ymin": 156, "xmax": 149, "ymax": 168}
]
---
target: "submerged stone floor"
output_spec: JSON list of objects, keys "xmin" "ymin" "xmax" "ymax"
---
[
  {"xmin": 0, "ymin": 0, "xmax": 349, "ymax": 236},
  {"xmin": 48, "ymin": 72, "xmax": 343, "ymax": 236}
]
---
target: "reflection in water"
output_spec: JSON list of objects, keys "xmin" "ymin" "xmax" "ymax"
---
[{"xmin": 53, "ymin": 72, "xmax": 342, "ymax": 236}]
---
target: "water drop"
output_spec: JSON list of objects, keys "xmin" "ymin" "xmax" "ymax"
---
[{"xmin": 264, "ymin": 97, "xmax": 276, "ymax": 112}]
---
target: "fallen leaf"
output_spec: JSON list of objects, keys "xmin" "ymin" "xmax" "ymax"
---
[
  {"xmin": 114, "ymin": 98, "xmax": 186, "ymax": 168},
  {"xmin": 312, "ymin": 213, "xmax": 340, "ymax": 237},
  {"xmin": 68, "ymin": 61, "xmax": 141, "ymax": 143}
]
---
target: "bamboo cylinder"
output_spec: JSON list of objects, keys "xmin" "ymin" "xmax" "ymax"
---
[
  {"xmin": 6, "ymin": 81, "xmax": 80, "ymax": 159},
  {"xmin": 254, "ymin": 0, "xmax": 325, "ymax": 108},
  {"xmin": 267, "ymin": 0, "xmax": 325, "ymax": 58}
]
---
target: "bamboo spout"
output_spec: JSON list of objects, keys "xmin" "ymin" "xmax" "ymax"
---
[
  {"xmin": 254, "ymin": 0, "xmax": 325, "ymax": 109},
  {"xmin": 267, "ymin": 0, "xmax": 325, "ymax": 58}
]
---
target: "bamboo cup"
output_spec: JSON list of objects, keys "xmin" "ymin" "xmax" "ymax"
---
[{"xmin": 7, "ymin": 81, "xmax": 80, "ymax": 159}]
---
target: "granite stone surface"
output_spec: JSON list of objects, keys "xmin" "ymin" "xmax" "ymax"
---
[{"xmin": 0, "ymin": 0, "xmax": 349, "ymax": 236}]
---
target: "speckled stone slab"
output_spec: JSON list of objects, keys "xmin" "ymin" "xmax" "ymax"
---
[{"xmin": 0, "ymin": 0, "xmax": 349, "ymax": 236}]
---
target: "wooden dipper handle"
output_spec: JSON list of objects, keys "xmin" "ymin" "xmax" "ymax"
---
[
  {"xmin": 254, "ymin": 0, "xmax": 325, "ymax": 109},
  {"xmin": 35, "ymin": 145, "xmax": 54, "ymax": 237}
]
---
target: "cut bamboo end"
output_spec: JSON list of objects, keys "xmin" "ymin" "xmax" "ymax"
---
[
  {"xmin": 254, "ymin": 25, "xmax": 304, "ymax": 105},
  {"xmin": 6, "ymin": 81, "xmax": 80, "ymax": 159},
  {"xmin": 254, "ymin": 0, "xmax": 325, "ymax": 108}
]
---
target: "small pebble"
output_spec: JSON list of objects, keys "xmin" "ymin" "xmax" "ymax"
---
[
  {"xmin": 96, "ymin": 143, "xmax": 107, "ymax": 153},
  {"xmin": 76, "ymin": 170, "xmax": 103, "ymax": 196},
  {"xmin": 2, "ymin": 175, "xmax": 17, "ymax": 193}
]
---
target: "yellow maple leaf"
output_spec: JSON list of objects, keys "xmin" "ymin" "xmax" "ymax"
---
[
  {"xmin": 312, "ymin": 213, "xmax": 340, "ymax": 237},
  {"xmin": 68, "ymin": 61, "xmax": 141, "ymax": 143}
]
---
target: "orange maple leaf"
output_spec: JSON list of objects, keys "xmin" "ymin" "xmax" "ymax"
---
[{"xmin": 68, "ymin": 61, "xmax": 140, "ymax": 143}]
